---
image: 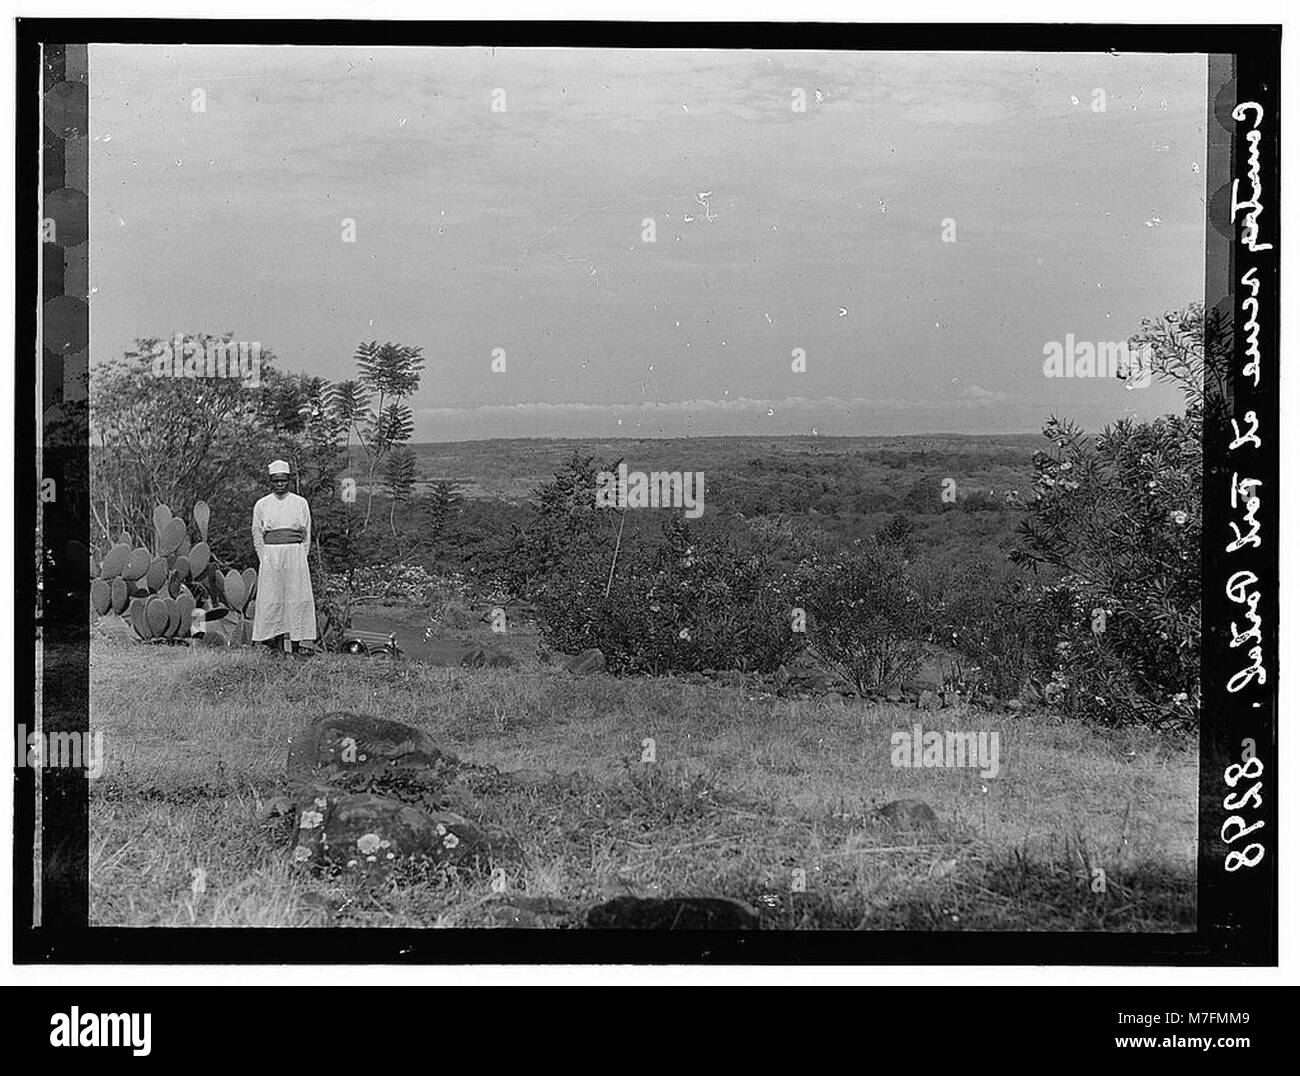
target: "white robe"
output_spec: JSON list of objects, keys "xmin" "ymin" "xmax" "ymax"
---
[{"xmin": 250, "ymin": 492, "xmax": 317, "ymax": 642}]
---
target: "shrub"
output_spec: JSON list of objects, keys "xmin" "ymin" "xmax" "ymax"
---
[
  {"xmin": 534, "ymin": 517, "xmax": 800, "ymax": 675},
  {"xmin": 800, "ymin": 539, "xmax": 927, "ymax": 693},
  {"xmin": 1011, "ymin": 413, "xmax": 1200, "ymax": 729}
]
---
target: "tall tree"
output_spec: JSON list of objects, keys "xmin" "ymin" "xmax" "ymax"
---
[
  {"xmin": 383, "ymin": 447, "xmax": 417, "ymax": 536},
  {"xmin": 350, "ymin": 341, "xmax": 424, "ymax": 527}
]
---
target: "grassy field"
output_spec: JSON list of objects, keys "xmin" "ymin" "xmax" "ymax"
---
[{"xmin": 89, "ymin": 617, "xmax": 1197, "ymax": 931}]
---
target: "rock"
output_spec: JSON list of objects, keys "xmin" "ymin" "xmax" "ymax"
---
[
  {"xmin": 585, "ymin": 896, "xmax": 760, "ymax": 930},
  {"xmin": 460, "ymin": 645, "xmax": 516, "ymax": 669},
  {"xmin": 562, "ymin": 648, "xmax": 606, "ymax": 674},
  {"xmin": 875, "ymin": 798, "xmax": 940, "ymax": 831},
  {"xmin": 286, "ymin": 712, "xmax": 470, "ymax": 802},
  {"xmin": 885, "ymin": 686, "xmax": 903, "ymax": 703},
  {"xmin": 1007, "ymin": 698, "xmax": 1024, "ymax": 712},
  {"xmin": 918, "ymin": 690, "xmax": 942, "ymax": 711},
  {"xmin": 290, "ymin": 790, "xmax": 519, "ymax": 877}
]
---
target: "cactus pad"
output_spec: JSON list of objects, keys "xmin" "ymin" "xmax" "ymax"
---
[
  {"xmin": 193, "ymin": 501, "xmax": 210, "ymax": 540},
  {"xmin": 145, "ymin": 557, "xmax": 167, "ymax": 593},
  {"xmin": 152, "ymin": 504, "xmax": 173, "ymax": 537},
  {"xmin": 129, "ymin": 598, "xmax": 148, "ymax": 639},
  {"xmin": 164, "ymin": 597, "xmax": 182, "ymax": 637},
  {"xmin": 90, "ymin": 578, "xmax": 111, "ymax": 616},
  {"xmin": 100, "ymin": 543, "xmax": 130, "ymax": 579},
  {"xmin": 175, "ymin": 592, "xmax": 197, "ymax": 635},
  {"xmin": 122, "ymin": 548, "xmax": 151, "ymax": 582},
  {"xmin": 223, "ymin": 570, "xmax": 247, "ymax": 612},
  {"xmin": 145, "ymin": 597, "xmax": 170, "ymax": 637},
  {"xmin": 159, "ymin": 517, "xmax": 187, "ymax": 556}
]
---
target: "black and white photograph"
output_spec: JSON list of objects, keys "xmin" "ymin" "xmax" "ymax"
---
[{"xmin": 11, "ymin": 7, "xmax": 1288, "ymax": 1006}]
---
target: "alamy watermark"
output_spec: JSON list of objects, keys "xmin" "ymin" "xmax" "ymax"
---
[
  {"xmin": 17, "ymin": 725, "xmax": 106, "ymax": 779},
  {"xmin": 595, "ymin": 463, "xmax": 705, "ymax": 518},
  {"xmin": 50, "ymin": 1008, "xmax": 151, "ymax": 1056},
  {"xmin": 1042, "ymin": 335, "xmax": 1152, "ymax": 388},
  {"xmin": 150, "ymin": 334, "xmax": 262, "ymax": 386},
  {"xmin": 890, "ymin": 724, "xmax": 1000, "ymax": 779}
]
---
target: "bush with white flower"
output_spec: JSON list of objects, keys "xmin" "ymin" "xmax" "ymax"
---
[{"xmin": 1010, "ymin": 364, "xmax": 1202, "ymax": 730}]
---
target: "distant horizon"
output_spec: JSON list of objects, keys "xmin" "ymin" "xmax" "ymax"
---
[{"xmin": 395, "ymin": 428, "xmax": 1046, "ymax": 446}]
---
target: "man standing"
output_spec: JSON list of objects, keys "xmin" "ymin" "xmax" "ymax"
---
[{"xmin": 251, "ymin": 460, "xmax": 317, "ymax": 653}]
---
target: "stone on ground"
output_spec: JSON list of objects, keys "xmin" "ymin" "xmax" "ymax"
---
[
  {"xmin": 291, "ymin": 790, "xmax": 519, "ymax": 877},
  {"xmin": 585, "ymin": 895, "xmax": 760, "ymax": 930},
  {"xmin": 286, "ymin": 711, "xmax": 472, "ymax": 802},
  {"xmin": 283, "ymin": 712, "xmax": 523, "ymax": 881},
  {"xmin": 875, "ymin": 798, "xmax": 940, "ymax": 831},
  {"xmin": 460, "ymin": 645, "xmax": 516, "ymax": 669}
]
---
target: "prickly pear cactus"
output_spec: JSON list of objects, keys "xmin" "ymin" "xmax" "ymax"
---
[{"xmin": 96, "ymin": 500, "xmax": 267, "ymax": 648}]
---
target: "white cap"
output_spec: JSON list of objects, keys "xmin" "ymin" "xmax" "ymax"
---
[{"xmin": 268, "ymin": 460, "xmax": 290, "ymax": 475}]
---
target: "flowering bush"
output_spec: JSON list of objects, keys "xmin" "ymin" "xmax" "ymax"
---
[
  {"xmin": 535, "ymin": 517, "xmax": 801, "ymax": 674},
  {"xmin": 932, "ymin": 562, "xmax": 1068, "ymax": 701},
  {"xmin": 1010, "ymin": 413, "xmax": 1200, "ymax": 729},
  {"xmin": 799, "ymin": 540, "xmax": 927, "ymax": 692},
  {"xmin": 326, "ymin": 562, "xmax": 443, "ymax": 604}
]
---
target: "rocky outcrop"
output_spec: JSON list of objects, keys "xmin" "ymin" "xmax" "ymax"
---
[
  {"xmin": 292, "ymin": 790, "xmax": 517, "ymax": 877},
  {"xmin": 285, "ymin": 712, "xmax": 520, "ymax": 879},
  {"xmin": 286, "ymin": 712, "xmax": 467, "ymax": 800}
]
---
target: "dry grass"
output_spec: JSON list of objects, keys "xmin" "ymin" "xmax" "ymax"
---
[{"xmin": 88, "ymin": 628, "xmax": 1196, "ymax": 930}]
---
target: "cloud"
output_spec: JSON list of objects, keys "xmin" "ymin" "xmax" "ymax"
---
[{"xmin": 960, "ymin": 383, "xmax": 1016, "ymax": 403}]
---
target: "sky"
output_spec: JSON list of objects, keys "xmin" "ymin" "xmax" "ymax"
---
[{"xmin": 90, "ymin": 45, "xmax": 1208, "ymax": 441}]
